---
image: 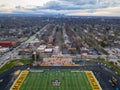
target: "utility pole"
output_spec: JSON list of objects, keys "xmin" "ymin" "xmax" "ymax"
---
[{"xmin": 33, "ymin": 51, "xmax": 37, "ymax": 64}]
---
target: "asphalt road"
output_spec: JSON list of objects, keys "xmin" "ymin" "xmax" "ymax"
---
[{"xmin": 0, "ymin": 24, "xmax": 49, "ymax": 68}]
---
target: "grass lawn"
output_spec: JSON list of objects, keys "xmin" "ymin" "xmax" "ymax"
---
[
  {"xmin": 118, "ymin": 59, "xmax": 120, "ymax": 63},
  {"xmin": 0, "ymin": 60, "xmax": 15, "ymax": 73},
  {"xmin": 20, "ymin": 70, "xmax": 93, "ymax": 90},
  {"xmin": 0, "ymin": 58, "xmax": 33, "ymax": 74}
]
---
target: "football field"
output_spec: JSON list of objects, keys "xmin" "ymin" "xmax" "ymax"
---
[{"xmin": 19, "ymin": 70, "xmax": 93, "ymax": 90}]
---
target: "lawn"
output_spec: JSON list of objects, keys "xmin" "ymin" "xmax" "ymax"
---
[
  {"xmin": 0, "ymin": 58, "xmax": 33, "ymax": 74},
  {"xmin": 20, "ymin": 70, "xmax": 93, "ymax": 90}
]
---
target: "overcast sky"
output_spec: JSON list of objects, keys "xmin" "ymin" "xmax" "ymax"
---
[{"xmin": 0, "ymin": 0, "xmax": 120, "ymax": 16}]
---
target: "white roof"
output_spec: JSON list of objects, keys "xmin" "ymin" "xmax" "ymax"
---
[
  {"xmin": 30, "ymin": 38, "xmax": 40, "ymax": 44},
  {"xmin": 44, "ymin": 48, "xmax": 53, "ymax": 52},
  {"xmin": 0, "ymin": 47, "xmax": 9, "ymax": 52},
  {"xmin": 37, "ymin": 45, "xmax": 46, "ymax": 50}
]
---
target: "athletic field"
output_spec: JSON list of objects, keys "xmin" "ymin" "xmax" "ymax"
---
[{"xmin": 19, "ymin": 70, "xmax": 93, "ymax": 90}]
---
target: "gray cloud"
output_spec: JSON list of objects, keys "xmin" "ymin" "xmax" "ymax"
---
[
  {"xmin": 31, "ymin": 0, "xmax": 120, "ymax": 12},
  {"xmin": 1, "ymin": 0, "xmax": 120, "ymax": 16},
  {"xmin": 16, "ymin": 6, "xmax": 25, "ymax": 10},
  {"xmin": 63, "ymin": 0, "xmax": 99, "ymax": 5},
  {"xmin": 0, "ymin": 4, "xmax": 5, "ymax": 8}
]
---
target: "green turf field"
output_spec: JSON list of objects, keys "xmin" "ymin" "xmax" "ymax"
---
[{"xmin": 20, "ymin": 70, "xmax": 92, "ymax": 90}]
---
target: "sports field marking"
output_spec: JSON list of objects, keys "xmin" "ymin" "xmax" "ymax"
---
[
  {"xmin": 30, "ymin": 70, "xmax": 43, "ymax": 72},
  {"xmin": 86, "ymin": 71, "xmax": 102, "ymax": 90},
  {"xmin": 17, "ymin": 70, "xmax": 94, "ymax": 90},
  {"xmin": 10, "ymin": 71, "xmax": 29, "ymax": 90},
  {"xmin": 71, "ymin": 70, "xmax": 83, "ymax": 72}
]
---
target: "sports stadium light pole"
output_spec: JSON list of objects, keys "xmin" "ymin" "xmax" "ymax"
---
[{"xmin": 33, "ymin": 51, "xmax": 37, "ymax": 64}]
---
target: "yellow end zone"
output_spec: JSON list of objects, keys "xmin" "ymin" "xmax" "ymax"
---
[
  {"xmin": 86, "ymin": 71, "xmax": 102, "ymax": 90},
  {"xmin": 10, "ymin": 70, "xmax": 102, "ymax": 90},
  {"xmin": 10, "ymin": 71, "xmax": 29, "ymax": 90}
]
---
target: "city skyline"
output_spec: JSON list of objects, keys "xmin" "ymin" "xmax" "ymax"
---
[{"xmin": 0, "ymin": 0, "xmax": 120, "ymax": 16}]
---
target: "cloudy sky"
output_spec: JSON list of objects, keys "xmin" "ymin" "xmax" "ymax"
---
[{"xmin": 0, "ymin": 0, "xmax": 120, "ymax": 16}]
